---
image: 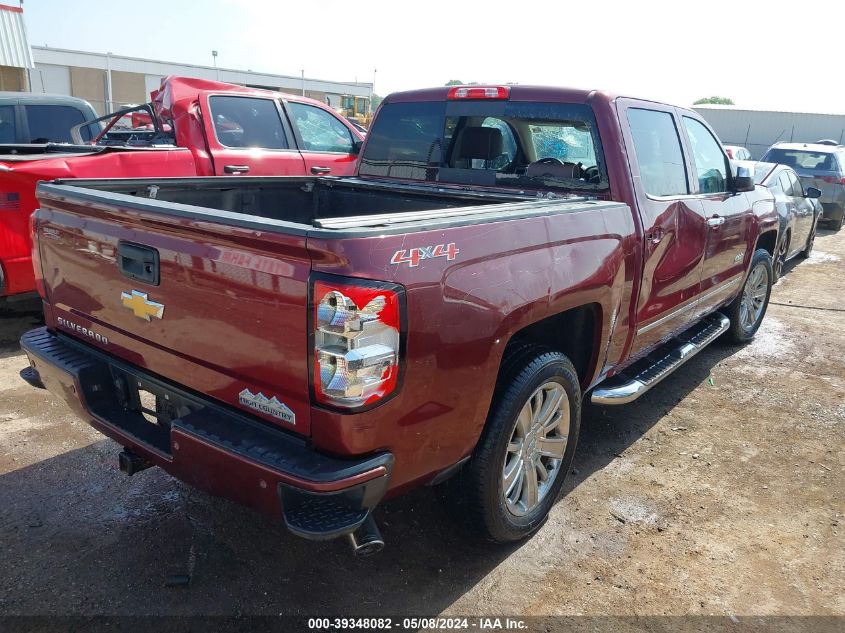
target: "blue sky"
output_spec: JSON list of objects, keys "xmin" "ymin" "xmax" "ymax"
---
[{"xmin": 19, "ymin": 0, "xmax": 845, "ymax": 113}]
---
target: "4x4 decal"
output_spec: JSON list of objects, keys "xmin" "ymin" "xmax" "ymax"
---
[{"xmin": 390, "ymin": 243, "xmax": 460, "ymax": 268}]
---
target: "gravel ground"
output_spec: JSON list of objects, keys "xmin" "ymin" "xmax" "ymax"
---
[{"xmin": 0, "ymin": 228, "xmax": 842, "ymax": 625}]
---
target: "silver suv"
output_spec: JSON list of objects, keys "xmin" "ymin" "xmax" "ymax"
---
[{"xmin": 761, "ymin": 142, "xmax": 845, "ymax": 230}]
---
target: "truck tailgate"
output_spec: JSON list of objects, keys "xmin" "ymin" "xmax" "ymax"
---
[{"xmin": 35, "ymin": 186, "xmax": 313, "ymax": 436}]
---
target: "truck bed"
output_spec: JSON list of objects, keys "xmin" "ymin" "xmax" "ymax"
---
[{"xmin": 41, "ymin": 176, "xmax": 600, "ymax": 235}]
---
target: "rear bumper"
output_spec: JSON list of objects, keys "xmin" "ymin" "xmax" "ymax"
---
[
  {"xmin": 820, "ymin": 201, "xmax": 844, "ymax": 222},
  {"xmin": 20, "ymin": 327, "xmax": 393, "ymax": 540}
]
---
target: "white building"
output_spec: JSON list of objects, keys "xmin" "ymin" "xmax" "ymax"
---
[
  {"xmin": 29, "ymin": 46, "xmax": 373, "ymax": 116},
  {"xmin": 695, "ymin": 105, "xmax": 845, "ymax": 159},
  {"xmin": 0, "ymin": 5, "xmax": 371, "ymax": 116}
]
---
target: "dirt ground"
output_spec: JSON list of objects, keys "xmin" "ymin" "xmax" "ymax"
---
[{"xmin": 0, "ymin": 228, "xmax": 842, "ymax": 624}]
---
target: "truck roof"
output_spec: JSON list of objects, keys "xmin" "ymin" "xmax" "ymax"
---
[
  {"xmin": 382, "ymin": 85, "xmax": 694, "ymax": 112},
  {"xmin": 150, "ymin": 76, "xmax": 340, "ymax": 112},
  {"xmin": 0, "ymin": 92, "xmax": 96, "ymax": 109}
]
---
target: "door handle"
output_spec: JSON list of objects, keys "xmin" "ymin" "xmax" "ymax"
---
[
  {"xmin": 224, "ymin": 164, "xmax": 250, "ymax": 174},
  {"xmin": 311, "ymin": 166, "xmax": 332, "ymax": 175},
  {"xmin": 118, "ymin": 242, "xmax": 160, "ymax": 285},
  {"xmin": 646, "ymin": 227, "xmax": 665, "ymax": 244},
  {"xmin": 707, "ymin": 216, "xmax": 726, "ymax": 227}
]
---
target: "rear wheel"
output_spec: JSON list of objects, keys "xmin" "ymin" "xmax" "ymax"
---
[
  {"xmin": 442, "ymin": 346, "xmax": 581, "ymax": 542},
  {"xmin": 725, "ymin": 248, "xmax": 773, "ymax": 343},
  {"xmin": 832, "ymin": 211, "xmax": 845, "ymax": 231}
]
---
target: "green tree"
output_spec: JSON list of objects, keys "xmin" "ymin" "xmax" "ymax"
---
[
  {"xmin": 693, "ymin": 96, "xmax": 735, "ymax": 105},
  {"xmin": 371, "ymin": 94, "xmax": 383, "ymax": 109},
  {"xmin": 445, "ymin": 80, "xmax": 464, "ymax": 86}
]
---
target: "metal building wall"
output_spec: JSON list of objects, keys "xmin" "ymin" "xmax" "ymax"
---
[
  {"xmin": 0, "ymin": 4, "xmax": 33, "ymax": 69},
  {"xmin": 695, "ymin": 106, "xmax": 845, "ymax": 159},
  {"xmin": 31, "ymin": 46, "xmax": 372, "ymax": 102}
]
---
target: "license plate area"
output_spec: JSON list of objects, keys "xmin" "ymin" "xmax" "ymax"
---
[{"xmin": 104, "ymin": 367, "xmax": 201, "ymax": 455}]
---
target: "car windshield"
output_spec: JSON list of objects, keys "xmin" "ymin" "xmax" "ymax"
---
[
  {"xmin": 762, "ymin": 148, "xmax": 839, "ymax": 173},
  {"xmin": 359, "ymin": 100, "xmax": 608, "ymax": 191}
]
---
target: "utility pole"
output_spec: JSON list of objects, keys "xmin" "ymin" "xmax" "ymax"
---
[
  {"xmin": 301, "ymin": 69, "xmax": 305, "ymax": 96},
  {"xmin": 212, "ymin": 50, "xmax": 219, "ymax": 81},
  {"xmin": 105, "ymin": 51, "xmax": 113, "ymax": 112},
  {"xmin": 371, "ymin": 68, "xmax": 377, "ymax": 114}
]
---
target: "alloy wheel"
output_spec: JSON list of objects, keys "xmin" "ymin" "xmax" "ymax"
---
[
  {"xmin": 774, "ymin": 237, "xmax": 788, "ymax": 280},
  {"xmin": 502, "ymin": 382, "xmax": 570, "ymax": 516},
  {"xmin": 739, "ymin": 262, "xmax": 769, "ymax": 330}
]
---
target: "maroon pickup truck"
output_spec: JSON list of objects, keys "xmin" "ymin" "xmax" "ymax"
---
[{"xmin": 20, "ymin": 85, "xmax": 778, "ymax": 554}]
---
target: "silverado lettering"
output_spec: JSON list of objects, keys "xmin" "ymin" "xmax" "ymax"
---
[{"xmin": 57, "ymin": 317, "xmax": 109, "ymax": 345}]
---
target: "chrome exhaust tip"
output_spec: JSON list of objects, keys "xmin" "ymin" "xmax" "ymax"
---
[{"xmin": 348, "ymin": 514, "xmax": 384, "ymax": 557}]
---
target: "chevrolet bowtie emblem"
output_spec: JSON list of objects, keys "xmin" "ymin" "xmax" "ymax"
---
[{"xmin": 121, "ymin": 290, "xmax": 165, "ymax": 321}]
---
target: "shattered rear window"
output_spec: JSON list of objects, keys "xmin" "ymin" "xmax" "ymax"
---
[{"xmin": 359, "ymin": 100, "xmax": 608, "ymax": 192}]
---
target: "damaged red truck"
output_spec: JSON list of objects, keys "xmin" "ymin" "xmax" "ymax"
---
[
  {"xmin": 0, "ymin": 76, "xmax": 364, "ymax": 299},
  {"xmin": 21, "ymin": 85, "xmax": 779, "ymax": 553}
]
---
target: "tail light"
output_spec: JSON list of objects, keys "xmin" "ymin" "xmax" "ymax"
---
[
  {"xmin": 725, "ymin": 148, "xmax": 734, "ymax": 158},
  {"xmin": 311, "ymin": 276, "xmax": 405, "ymax": 410},
  {"xmin": 816, "ymin": 175, "xmax": 845, "ymax": 184},
  {"xmin": 29, "ymin": 211, "xmax": 47, "ymax": 300},
  {"xmin": 447, "ymin": 86, "xmax": 510, "ymax": 100}
]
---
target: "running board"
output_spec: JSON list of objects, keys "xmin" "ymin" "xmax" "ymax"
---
[{"xmin": 591, "ymin": 313, "xmax": 730, "ymax": 405}]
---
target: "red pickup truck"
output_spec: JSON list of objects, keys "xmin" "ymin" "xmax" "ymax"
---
[
  {"xmin": 21, "ymin": 85, "xmax": 778, "ymax": 554},
  {"xmin": 0, "ymin": 76, "xmax": 364, "ymax": 300}
]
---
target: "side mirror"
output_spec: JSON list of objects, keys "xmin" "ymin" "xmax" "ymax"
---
[
  {"xmin": 806, "ymin": 186, "xmax": 822, "ymax": 199},
  {"xmin": 732, "ymin": 165, "xmax": 756, "ymax": 193},
  {"xmin": 351, "ymin": 139, "xmax": 364, "ymax": 156}
]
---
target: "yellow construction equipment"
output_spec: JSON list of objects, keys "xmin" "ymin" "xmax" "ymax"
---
[{"xmin": 339, "ymin": 95, "xmax": 372, "ymax": 128}]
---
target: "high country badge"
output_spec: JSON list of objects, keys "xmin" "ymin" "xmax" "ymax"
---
[{"xmin": 238, "ymin": 389, "xmax": 295, "ymax": 424}]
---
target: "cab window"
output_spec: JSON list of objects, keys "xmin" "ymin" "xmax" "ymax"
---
[
  {"xmin": 25, "ymin": 105, "xmax": 90, "ymax": 143},
  {"xmin": 627, "ymin": 108, "xmax": 689, "ymax": 197},
  {"xmin": 682, "ymin": 117, "xmax": 729, "ymax": 193},
  {"xmin": 0, "ymin": 105, "xmax": 16, "ymax": 143},
  {"xmin": 287, "ymin": 102, "xmax": 353, "ymax": 153},
  {"xmin": 209, "ymin": 96, "xmax": 288, "ymax": 149}
]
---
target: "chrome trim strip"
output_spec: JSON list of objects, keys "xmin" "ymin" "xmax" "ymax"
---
[{"xmin": 636, "ymin": 275, "xmax": 741, "ymax": 336}]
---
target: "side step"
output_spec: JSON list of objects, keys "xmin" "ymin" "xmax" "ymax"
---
[{"xmin": 591, "ymin": 313, "xmax": 730, "ymax": 405}]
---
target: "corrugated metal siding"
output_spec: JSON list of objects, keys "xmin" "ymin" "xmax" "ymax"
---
[
  {"xmin": 0, "ymin": 5, "xmax": 33, "ymax": 69},
  {"xmin": 695, "ymin": 107, "xmax": 845, "ymax": 159}
]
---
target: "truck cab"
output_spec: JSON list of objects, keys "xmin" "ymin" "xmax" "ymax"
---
[{"xmin": 0, "ymin": 92, "xmax": 98, "ymax": 144}]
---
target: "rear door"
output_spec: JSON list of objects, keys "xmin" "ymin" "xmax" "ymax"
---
[
  {"xmin": 783, "ymin": 169, "xmax": 814, "ymax": 251},
  {"xmin": 617, "ymin": 100, "xmax": 707, "ymax": 353},
  {"xmin": 282, "ymin": 101, "xmax": 360, "ymax": 176},
  {"xmin": 679, "ymin": 115, "xmax": 751, "ymax": 316},
  {"xmin": 202, "ymin": 92, "xmax": 307, "ymax": 176}
]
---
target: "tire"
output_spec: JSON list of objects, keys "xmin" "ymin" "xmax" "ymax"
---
[
  {"xmin": 724, "ymin": 248, "xmax": 773, "ymax": 344},
  {"xmin": 441, "ymin": 345, "xmax": 581, "ymax": 543},
  {"xmin": 772, "ymin": 231, "xmax": 789, "ymax": 282},
  {"xmin": 831, "ymin": 211, "xmax": 844, "ymax": 231},
  {"xmin": 799, "ymin": 223, "xmax": 816, "ymax": 259}
]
